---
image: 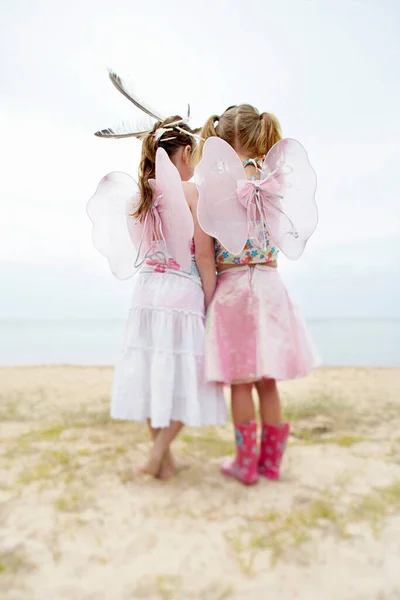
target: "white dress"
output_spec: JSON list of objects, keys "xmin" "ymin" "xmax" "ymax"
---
[
  {"xmin": 111, "ymin": 253, "xmax": 227, "ymax": 428},
  {"xmin": 86, "ymin": 161, "xmax": 226, "ymax": 429}
]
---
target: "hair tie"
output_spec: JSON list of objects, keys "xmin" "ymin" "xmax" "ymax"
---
[{"xmin": 153, "ymin": 126, "xmax": 173, "ymax": 141}]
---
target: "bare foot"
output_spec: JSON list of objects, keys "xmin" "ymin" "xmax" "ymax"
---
[
  {"xmin": 159, "ymin": 462, "xmax": 177, "ymax": 481},
  {"xmin": 159, "ymin": 454, "xmax": 189, "ymax": 480},
  {"xmin": 138, "ymin": 450, "xmax": 163, "ymax": 478},
  {"xmin": 158, "ymin": 450, "xmax": 177, "ymax": 480}
]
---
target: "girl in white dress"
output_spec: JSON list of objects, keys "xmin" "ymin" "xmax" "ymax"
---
[{"xmin": 88, "ymin": 73, "xmax": 226, "ymax": 479}]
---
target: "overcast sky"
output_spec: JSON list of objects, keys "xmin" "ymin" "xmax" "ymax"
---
[{"xmin": 1, "ymin": 0, "xmax": 399, "ymax": 320}]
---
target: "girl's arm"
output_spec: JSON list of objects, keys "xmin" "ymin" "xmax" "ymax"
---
[{"xmin": 183, "ymin": 182, "xmax": 216, "ymax": 309}]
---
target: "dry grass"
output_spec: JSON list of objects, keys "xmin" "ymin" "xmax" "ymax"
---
[
  {"xmin": 55, "ymin": 486, "xmax": 94, "ymax": 513},
  {"xmin": 225, "ymin": 481, "xmax": 400, "ymax": 574},
  {"xmin": 0, "ymin": 546, "xmax": 35, "ymax": 575},
  {"xmin": 134, "ymin": 576, "xmax": 233, "ymax": 600},
  {"xmin": 2, "ymin": 413, "xmax": 149, "ymax": 493},
  {"xmin": 181, "ymin": 429, "xmax": 233, "ymax": 458},
  {"xmin": 291, "ymin": 432, "xmax": 367, "ymax": 446},
  {"xmin": 282, "ymin": 392, "xmax": 353, "ymax": 423}
]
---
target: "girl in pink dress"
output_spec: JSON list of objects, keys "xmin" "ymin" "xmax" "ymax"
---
[{"xmin": 194, "ymin": 104, "xmax": 320, "ymax": 485}]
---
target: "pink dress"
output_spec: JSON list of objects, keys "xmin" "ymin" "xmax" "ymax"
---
[{"xmin": 205, "ymin": 240, "xmax": 320, "ymax": 384}]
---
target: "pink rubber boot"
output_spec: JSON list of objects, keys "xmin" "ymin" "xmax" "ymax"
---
[
  {"xmin": 221, "ymin": 421, "xmax": 259, "ymax": 485},
  {"xmin": 258, "ymin": 422, "xmax": 290, "ymax": 480}
]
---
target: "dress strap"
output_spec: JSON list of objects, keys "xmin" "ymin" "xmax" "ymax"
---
[{"xmin": 242, "ymin": 156, "xmax": 265, "ymax": 180}]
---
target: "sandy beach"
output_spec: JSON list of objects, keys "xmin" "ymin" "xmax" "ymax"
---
[{"xmin": 1, "ymin": 366, "xmax": 400, "ymax": 600}]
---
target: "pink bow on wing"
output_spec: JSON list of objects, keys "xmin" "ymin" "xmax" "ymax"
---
[
  {"xmin": 148, "ymin": 180, "xmax": 165, "ymax": 241},
  {"xmin": 139, "ymin": 181, "xmax": 181, "ymax": 271},
  {"xmin": 134, "ymin": 183, "xmax": 168, "ymax": 268},
  {"xmin": 236, "ymin": 178, "xmax": 279, "ymax": 252}
]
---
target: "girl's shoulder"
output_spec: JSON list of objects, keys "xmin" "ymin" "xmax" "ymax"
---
[
  {"xmin": 182, "ymin": 181, "xmax": 199, "ymax": 209},
  {"xmin": 182, "ymin": 181, "xmax": 197, "ymax": 194}
]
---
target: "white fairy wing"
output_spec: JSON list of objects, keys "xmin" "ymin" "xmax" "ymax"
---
[
  {"xmin": 195, "ymin": 137, "xmax": 248, "ymax": 256},
  {"xmin": 87, "ymin": 172, "xmax": 144, "ymax": 280},
  {"xmin": 88, "ymin": 152, "xmax": 194, "ymax": 277},
  {"xmin": 260, "ymin": 138, "xmax": 318, "ymax": 260}
]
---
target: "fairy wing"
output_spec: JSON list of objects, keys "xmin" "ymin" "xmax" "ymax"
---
[
  {"xmin": 88, "ymin": 151, "xmax": 194, "ymax": 277},
  {"xmin": 259, "ymin": 138, "xmax": 318, "ymax": 260},
  {"xmin": 86, "ymin": 172, "xmax": 149, "ymax": 280},
  {"xmin": 195, "ymin": 137, "xmax": 248, "ymax": 255},
  {"xmin": 153, "ymin": 148, "xmax": 194, "ymax": 271}
]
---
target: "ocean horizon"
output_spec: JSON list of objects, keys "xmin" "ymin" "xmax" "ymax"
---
[{"xmin": 0, "ymin": 318, "xmax": 398, "ymax": 368}]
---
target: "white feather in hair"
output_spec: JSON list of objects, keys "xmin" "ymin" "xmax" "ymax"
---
[
  {"xmin": 94, "ymin": 117, "xmax": 155, "ymax": 139},
  {"xmin": 185, "ymin": 104, "xmax": 190, "ymax": 122},
  {"xmin": 108, "ymin": 69, "xmax": 165, "ymax": 122},
  {"xmin": 94, "ymin": 128, "xmax": 148, "ymax": 139},
  {"xmin": 95, "ymin": 70, "xmax": 201, "ymax": 140}
]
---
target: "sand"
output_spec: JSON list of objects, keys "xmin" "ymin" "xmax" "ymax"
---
[{"xmin": 0, "ymin": 366, "xmax": 400, "ymax": 600}]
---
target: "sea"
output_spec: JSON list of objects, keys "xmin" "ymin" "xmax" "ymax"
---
[{"xmin": 0, "ymin": 318, "xmax": 398, "ymax": 368}]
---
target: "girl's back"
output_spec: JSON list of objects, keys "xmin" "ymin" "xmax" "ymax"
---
[{"xmin": 191, "ymin": 104, "xmax": 319, "ymax": 485}]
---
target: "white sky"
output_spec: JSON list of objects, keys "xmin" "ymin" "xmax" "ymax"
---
[{"xmin": 1, "ymin": 0, "xmax": 399, "ymax": 319}]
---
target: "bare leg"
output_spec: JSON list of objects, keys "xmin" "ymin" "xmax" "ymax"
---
[
  {"xmin": 140, "ymin": 421, "xmax": 184, "ymax": 478},
  {"xmin": 256, "ymin": 378, "xmax": 281, "ymax": 426},
  {"xmin": 145, "ymin": 419, "xmax": 177, "ymax": 480},
  {"xmin": 231, "ymin": 383, "xmax": 255, "ymax": 425}
]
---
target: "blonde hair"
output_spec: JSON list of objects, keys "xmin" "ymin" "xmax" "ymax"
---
[
  {"xmin": 136, "ymin": 116, "xmax": 196, "ymax": 219},
  {"xmin": 197, "ymin": 104, "xmax": 282, "ymax": 161}
]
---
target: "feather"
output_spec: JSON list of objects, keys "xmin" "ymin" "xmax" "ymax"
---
[
  {"xmin": 95, "ymin": 128, "xmax": 149, "ymax": 139},
  {"xmin": 94, "ymin": 117, "xmax": 155, "ymax": 139},
  {"xmin": 186, "ymin": 103, "xmax": 191, "ymax": 122},
  {"xmin": 108, "ymin": 69, "xmax": 164, "ymax": 121}
]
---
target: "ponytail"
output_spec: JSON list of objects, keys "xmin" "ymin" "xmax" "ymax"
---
[
  {"xmin": 256, "ymin": 112, "xmax": 282, "ymax": 156},
  {"xmin": 135, "ymin": 116, "xmax": 196, "ymax": 219},
  {"xmin": 196, "ymin": 114, "xmax": 219, "ymax": 161},
  {"xmin": 136, "ymin": 123, "xmax": 160, "ymax": 218}
]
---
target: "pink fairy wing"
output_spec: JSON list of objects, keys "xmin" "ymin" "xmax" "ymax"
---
[
  {"xmin": 260, "ymin": 138, "xmax": 318, "ymax": 260},
  {"xmin": 154, "ymin": 148, "xmax": 193, "ymax": 271},
  {"xmin": 87, "ymin": 172, "xmax": 148, "ymax": 279},
  {"xmin": 195, "ymin": 137, "xmax": 248, "ymax": 255}
]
